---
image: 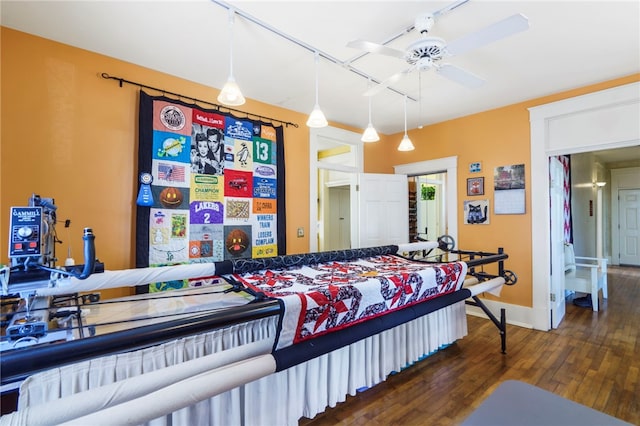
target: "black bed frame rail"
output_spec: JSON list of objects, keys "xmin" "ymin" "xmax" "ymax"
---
[
  {"xmin": 406, "ymin": 247, "xmax": 508, "ymax": 272},
  {"xmin": 411, "ymin": 247, "xmax": 510, "ymax": 354},
  {"xmin": 457, "ymin": 248, "xmax": 509, "ymax": 354},
  {"xmin": 0, "ymin": 300, "xmax": 281, "ymax": 387},
  {"xmin": 449, "ymin": 248, "xmax": 507, "ymax": 270},
  {"xmin": 466, "ymin": 296, "xmax": 507, "ymax": 354}
]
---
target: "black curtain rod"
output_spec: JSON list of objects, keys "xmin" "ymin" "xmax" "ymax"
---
[{"xmin": 101, "ymin": 72, "xmax": 299, "ymax": 128}]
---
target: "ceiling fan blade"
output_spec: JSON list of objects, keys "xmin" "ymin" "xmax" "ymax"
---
[
  {"xmin": 347, "ymin": 39, "xmax": 406, "ymax": 59},
  {"xmin": 445, "ymin": 13, "xmax": 529, "ymax": 56},
  {"xmin": 437, "ymin": 63, "xmax": 485, "ymax": 89},
  {"xmin": 364, "ymin": 67, "xmax": 414, "ymax": 96}
]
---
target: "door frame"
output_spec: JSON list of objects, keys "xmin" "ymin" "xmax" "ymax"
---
[
  {"xmin": 549, "ymin": 156, "xmax": 566, "ymax": 328},
  {"xmin": 529, "ymin": 81, "xmax": 640, "ymax": 331},
  {"xmin": 394, "ymin": 157, "xmax": 458, "ymax": 253},
  {"xmin": 309, "ymin": 126, "xmax": 363, "ymax": 253},
  {"xmin": 611, "ymin": 167, "xmax": 640, "ymax": 265}
]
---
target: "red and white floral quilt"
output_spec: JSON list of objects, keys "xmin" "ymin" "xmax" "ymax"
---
[{"xmin": 234, "ymin": 255, "xmax": 467, "ymax": 350}]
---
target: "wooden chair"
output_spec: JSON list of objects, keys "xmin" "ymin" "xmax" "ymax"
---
[{"xmin": 564, "ymin": 243, "xmax": 608, "ymax": 311}]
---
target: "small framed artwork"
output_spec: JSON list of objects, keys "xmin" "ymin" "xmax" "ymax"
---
[
  {"xmin": 469, "ymin": 162, "xmax": 482, "ymax": 173},
  {"xmin": 464, "ymin": 199, "xmax": 490, "ymax": 225},
  {"xmin": 467, "ymin": 177, "xmax": 485, "ymax": 196}
]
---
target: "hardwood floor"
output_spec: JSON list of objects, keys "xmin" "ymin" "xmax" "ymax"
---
[{"xmin": 300, "ymin": 266, "xmax": 639, "ymax": 425}]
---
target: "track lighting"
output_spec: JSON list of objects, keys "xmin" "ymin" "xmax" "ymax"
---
[
  {"xmin": 361, "ymin": 80, "xmax": 380, "ymax": 142},
  {"xmin": 218, "ymin": 9, "xmax": 246, "ymax": 107},
  {"xmin": 307, "ymin": 52, "xmax": 328, "ymax": 128},
  {"xmin": 397, "ymin": 95, "xmax": 415, "ymax": 151}
]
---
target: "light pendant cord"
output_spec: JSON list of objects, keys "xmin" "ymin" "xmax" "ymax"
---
[
  {"xmin": 314, "ymin": 52, "xmax": 320, "ymax": 106},
  {"xmin": 368, "ymin": 81, "xmax": 373, "ymax": 123},
  {"xmin": 307, "ymin": 51, "xmax": 327, "ymax": 127},
  {"xmin": 404, "ymin": 95, "xmax": 408, "ymax": 136},
  {"xmin": 418, "ymin": 73, "xmax": 422, "ymax": 128},
  {"xmin": 228, "ymin": 9, "xmax": 235, "ymax": 79}
]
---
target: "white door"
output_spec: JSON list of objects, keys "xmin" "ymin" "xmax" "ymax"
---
[
  {"xmin": 326, "ymin": 186, "xmax": 351, "ymax": 250},
  {"xmin": 356, "ymin": 173, "xmax": 409, "ymax": 248},
  {"xmin": 619, "ymin": 189, "xmax": 640, "ymax": 266},
  {"xmin": 549, "ymin": 157, "xmax": 566, "ymax": 328}
]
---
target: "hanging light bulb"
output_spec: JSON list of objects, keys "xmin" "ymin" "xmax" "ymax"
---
[
  {"xmin": 218, "ymin": 9, "xmax": 246, "ymax": 106},
  {"xmin": 307, "ymin": 52, "xmax": 328, "ymax": 128},
  {"xmin": 361, "ymin": 79, "xmax": 380, "ymax": 142},
  {"xmin": 361, "ymin": 123, "xmax": 380, "ymax": 143},
  {"xmin": 397, "ymin": 95, "xmax": 415, "ymax": 151}
]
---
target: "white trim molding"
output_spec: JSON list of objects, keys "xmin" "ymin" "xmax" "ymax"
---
[{"xmin": 529, "ymin": 81, "xmax": 640, "ymax": 330}]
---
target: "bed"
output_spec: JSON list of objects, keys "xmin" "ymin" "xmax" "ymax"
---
[{"xmin": 0, "ymin": 239, "xmax": 514, "ymax": 425}]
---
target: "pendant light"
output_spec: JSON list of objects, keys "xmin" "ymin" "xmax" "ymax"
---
[
  {"xmin": 218, "ymin": 9, "xmax": 246, "ymax": 107},
  {"xmin": 361, "ymin": 79, "xmax": 380, "ymax": 142},
  {"xmin": 306, "ymin": 52, "xmax": 328, "ymax": 128},
  {"xmin": 397, "ymin": 95, "xmax": 415, "ymax": 151}
]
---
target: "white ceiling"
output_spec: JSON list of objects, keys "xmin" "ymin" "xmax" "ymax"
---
[{"xmin": 2, "ymin": 0, "xmax": 639, "ymax": 137}]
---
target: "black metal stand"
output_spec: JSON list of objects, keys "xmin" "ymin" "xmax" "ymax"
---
[{"xmin": 466, "ymin": 296, "xmax": 507, "ymax": 354}]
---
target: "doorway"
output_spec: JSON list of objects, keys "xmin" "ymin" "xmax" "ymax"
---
[
  {"xmin": 324, "ymin": 184, "xmax": 351, "ymax": 251},
  {"xmin": 395, "ymin": 157, "xmax": 458, "ymax": 259},
  {"xmin": 529, "ymin": 81, "xmax": 639, "ymax": 331},
  {"xmin": 309, "ymin": 126, "xmax": 363, "ymax": 253},
  {"xmin": 618, "ymin": 188, "xmax": 640, "ymax": 266},
  {"xmin": 412, "ymin": 173, "xmax": 446, "ymax": 242}
]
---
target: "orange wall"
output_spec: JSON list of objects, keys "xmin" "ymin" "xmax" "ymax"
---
[
  {"xmin": 2, "ymin": 27, "xmax": 638, "ymax": 306},
  {"xmin": 366, "ymin": 73, "xmax": 640, "ymax": 307},
  {"xmin": 0, "ymin": 28, "xmax": 315, "ymax": 297}
]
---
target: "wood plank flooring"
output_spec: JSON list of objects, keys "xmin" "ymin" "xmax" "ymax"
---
[{"xmin": 300, "ymin": 266, "xmax": 639, "ymax": 425}]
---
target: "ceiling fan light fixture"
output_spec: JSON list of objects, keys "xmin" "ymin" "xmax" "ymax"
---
[
  {"xmin": 307, "ymin": 52, "xmax": 328, "ymax": 128},
  {"xmin": 218, "ymin": 9, "xmax": 246, "ymax": 107}
]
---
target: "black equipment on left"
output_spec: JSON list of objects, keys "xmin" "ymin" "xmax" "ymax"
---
[{"xmin": 2, "ymin": 195, "xmax": 101, "ymax": 344}]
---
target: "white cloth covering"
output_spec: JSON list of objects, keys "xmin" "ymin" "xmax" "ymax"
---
[
  {"xmin": 5, "ymin": 302, "xmax": 466, "ymax": 426},
  {"xmin": 60, "ymin": 354, "xmax": 278, "ymax": 426},
  {"xmin": 0, "ymin": 339, "xmax": 274, "ymax": 426}
]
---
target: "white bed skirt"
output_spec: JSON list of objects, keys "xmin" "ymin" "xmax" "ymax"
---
[
  {"xmin": 246, "ymin": 301, "xmax": 468, "ymax": 426},
  {"xmin": 8, "ymin": 301, "xmax": 467, "ymax": 426}
]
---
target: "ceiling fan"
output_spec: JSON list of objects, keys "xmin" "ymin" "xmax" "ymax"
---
[{"xmin": 347, "ymin": 9, "xmax": 529, "ymax": 96}]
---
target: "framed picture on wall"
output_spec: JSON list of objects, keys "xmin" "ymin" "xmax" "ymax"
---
[
  {"xmin": 467, "ymin": 177, "xmax": 484, "ymax": 196},
  {"xmin": 463, "ymin": 199, "xmax": 490, "ymax": 225}
]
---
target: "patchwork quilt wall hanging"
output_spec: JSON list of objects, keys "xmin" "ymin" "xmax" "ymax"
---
[{"xmin": 135, "ymin": 91, "xmax": 286, "ymax": 292}]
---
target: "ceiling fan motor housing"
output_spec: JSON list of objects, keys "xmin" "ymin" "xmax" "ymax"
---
[{"xmin": 405, "ymin": 37, "xmax": 446, "ymax": 66}]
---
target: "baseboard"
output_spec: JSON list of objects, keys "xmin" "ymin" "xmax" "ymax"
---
[{"xmin": 465, "ymin": 298, "xmax": 534, "ymax": 329}]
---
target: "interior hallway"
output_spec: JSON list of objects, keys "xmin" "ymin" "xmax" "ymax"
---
[{"xmin": 300, "ymin": 266, "xmax": 639, "ymax": 425}]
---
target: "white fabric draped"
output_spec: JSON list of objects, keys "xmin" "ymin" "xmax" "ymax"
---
[
  {"xmin": 6, "ymin": 302, "xmax": 466, "ymax": 426},
  {"xmin": 2, "ymin": 339, "xmax": 275, "ymax": 426},
  {"xmin": 10, "ymin": 317, "xmax": 277, "ymax": 426}
]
